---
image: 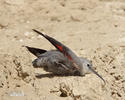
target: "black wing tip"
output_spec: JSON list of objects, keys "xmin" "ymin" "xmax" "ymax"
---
[
  {"xmin": 24, "ymin": 45, "xmax": 29, "ymax": 49},
  {"xmin": 25, "ymin": 46, "xmax": 33, "ymax": 51},
  {"xmin": 32, "ymin": 29, "xmax": 45, "ymax": 36},
  {"xmin": 22, "ymin": 45, "xmax": 32, "ymax": 52},
  {"xmin": 32, "ymin": 29, "xmax": 37, "ymax": 32},
  {"xmin": 25, "ymin": 46, "xmax": 47, "ymax": 57},
  {"xmin": 22, "ymin": 45, "xmax": 28, "ymax": 49}
]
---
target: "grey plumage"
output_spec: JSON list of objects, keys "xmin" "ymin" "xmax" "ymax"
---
[
  {"xmin": 26, "ymin": 29, "xmax": 105, "ymax": 83},
  {"xmin": 32, "ymin": 50, "xmax": 78, "ymax": 75}
]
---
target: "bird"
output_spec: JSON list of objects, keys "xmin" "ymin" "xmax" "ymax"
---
[{"xmin": 26, "ymin": 29, "xmax": 105, "ymax": 83}]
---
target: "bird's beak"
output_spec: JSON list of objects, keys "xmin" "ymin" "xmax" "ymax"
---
[{"xmin": 87, "ymin": 65, "xmax": 105, "ymax": 83}]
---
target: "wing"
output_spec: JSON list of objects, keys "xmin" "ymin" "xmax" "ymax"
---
[
  {"xmin": 48, "ymin": 57, "xmax": 75, "ymax": 75},
  {"xmin": 33, "ymin": 29, "xmax": 65, "ymax": 53},
  {"xmin": 33, "ymin": 29, "xmax": 82, "ymax": 70},
  {"xmin": 26, "ymin": 46, "xmax": 47, "ymax": 57}
]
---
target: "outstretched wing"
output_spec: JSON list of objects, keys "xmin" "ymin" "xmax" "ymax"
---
[
  {"xmin": 33, "ymin": 29, "xmax": 67, "ymax": 55},
  {"xmin": 33, "ymin": 29, "xmax": 82, "ymax": 70},
  {"xmin": 26, "ymin": 46, "xmax": 47, "ymax": 57}
]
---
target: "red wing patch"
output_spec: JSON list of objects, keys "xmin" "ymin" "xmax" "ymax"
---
[
  {"xmin": 56, "ymin": 44, "xmax": 73, "ymax": 60},
  {"xmin": 66, "ymin": 54, "xmax": 79, "ymax": 69},
  {"xmin": 56, "ymin": 44, "xmax": 63, "ymax": 51},
  {"xmin": 67, "ymin": 55, "xmax": 73, "ymax": 60},
  {"xmin": 65, "ymin": 54, "xmax": 79, "ymax": 69}
]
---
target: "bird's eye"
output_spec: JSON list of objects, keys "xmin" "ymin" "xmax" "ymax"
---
[{"xmin": 87, "ymin": 64, "xmax": 90, "ymax": 67}]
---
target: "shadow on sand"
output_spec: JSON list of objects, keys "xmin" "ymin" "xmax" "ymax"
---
[{"xmin": 35, "ymin": 73, "xmax": 81, "ymax": 79}]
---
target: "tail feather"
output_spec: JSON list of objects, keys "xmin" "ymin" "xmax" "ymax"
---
[{"xmin": 25, "ymin": 46, "xmax": 47, "ymax": 57}]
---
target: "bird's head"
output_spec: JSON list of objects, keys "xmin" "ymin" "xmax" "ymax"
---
[
  {"xmin": 79, "ymin": 57, "xmax": 105, "ymax": 83},
  {"xmin": 79, "ymin": 57, "xmax": 92, "ymax": 75}
]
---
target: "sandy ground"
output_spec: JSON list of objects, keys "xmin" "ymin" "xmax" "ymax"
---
[{"xmin": 0, "ymin": 0, "xmax": 125, "ymax": 100}]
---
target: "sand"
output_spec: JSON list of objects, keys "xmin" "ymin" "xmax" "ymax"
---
[{"xmin": 0, "ymin": 0, "xmax": 125, "ymax": 100}]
